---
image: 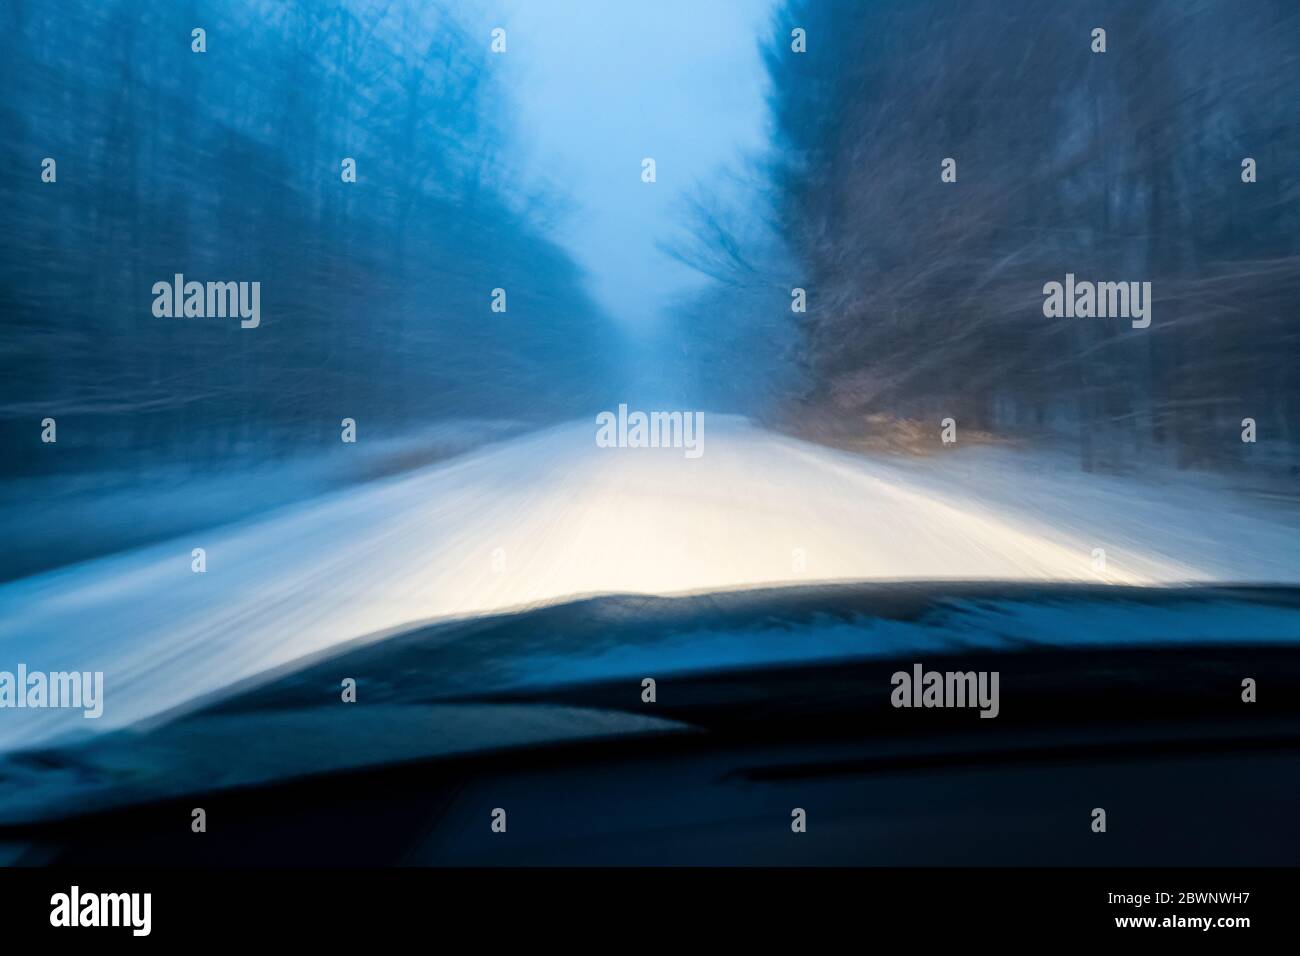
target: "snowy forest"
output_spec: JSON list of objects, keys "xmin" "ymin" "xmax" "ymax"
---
[
  {"xmin": 680, "ymin": 0, "xmax": 1300, "ymax": 474},
  {"xmin": 1, "ymin": 0, "xmax": 617, "ymax": 481},
  {"xmin": 2, "ymin": 0, "xmax": 1298, "ymax": 586}
]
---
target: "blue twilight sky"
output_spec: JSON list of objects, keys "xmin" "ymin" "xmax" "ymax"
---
[{"xmin": 468, "ymin": 0, "xmax": 777, "ymax": 327}]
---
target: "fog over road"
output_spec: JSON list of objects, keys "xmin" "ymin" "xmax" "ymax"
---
[{"xmin": 1, "ymin": 415, "xmax": 1298, "ymax": 753}]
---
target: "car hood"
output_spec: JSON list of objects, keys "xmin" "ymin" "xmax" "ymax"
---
[{"xmin": 2, "ymin": 581, "xmax": 1300, "ymax": 825}]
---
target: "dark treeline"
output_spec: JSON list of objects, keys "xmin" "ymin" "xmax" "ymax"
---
[
  {"xmin": 0, "ymin": 0, "xmax": 615, "ymax": 478},
  {"xmin": 722, "ymin": 0, "xmax": 1300, "ymax": 471}
]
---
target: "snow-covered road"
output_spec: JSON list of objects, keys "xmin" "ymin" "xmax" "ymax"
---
[{"xmin": 1, "ymin": 415, "xmax": 1297, "ymax": 752}]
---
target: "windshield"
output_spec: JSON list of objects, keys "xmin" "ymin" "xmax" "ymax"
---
[{"xmin": 0, "ymin": 0, "xmax": 1298, "ymax": 819}]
